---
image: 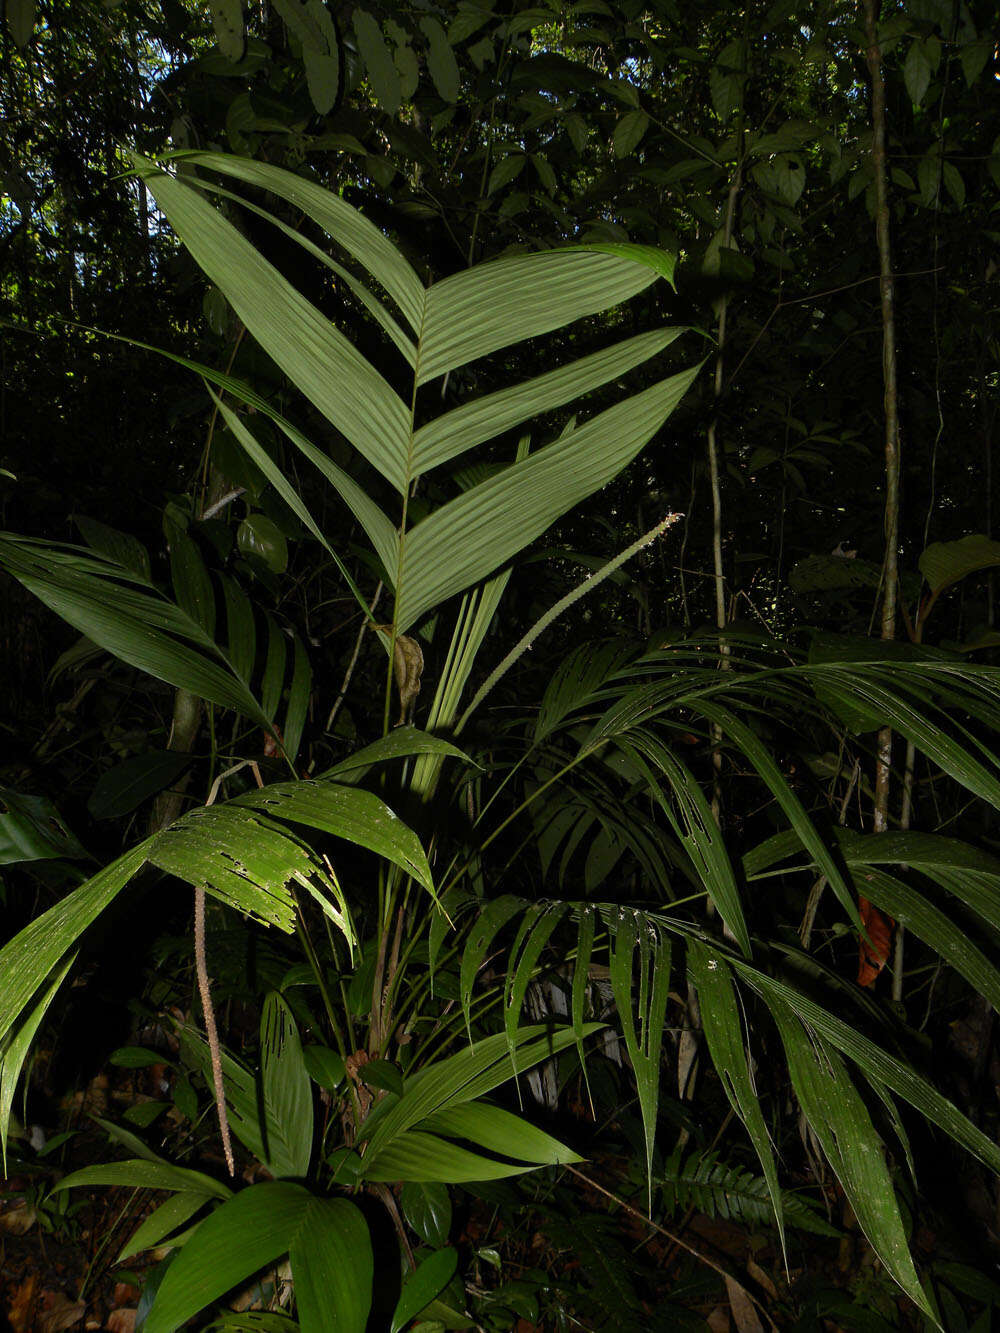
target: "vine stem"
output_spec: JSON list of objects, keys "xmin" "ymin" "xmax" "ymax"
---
[
  {"xmin": 194, "ymin": 759, "xmax": 264, "ymax": 1177},
  {"xmin": 194, "ymin": 884, "xmax": 234, "ymax": 1177}
]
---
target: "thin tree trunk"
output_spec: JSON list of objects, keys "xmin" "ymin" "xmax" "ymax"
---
[
  {"xmin": 863, "ymin": 0, "xmax": 902, "ymax": 804},
  {"xmin": 863, "ymin": 0, "xmax": 903, "ymax": 990},
  {"xmin": 707, "ymin": 168, "xmax": 743, "ymax": 647}
]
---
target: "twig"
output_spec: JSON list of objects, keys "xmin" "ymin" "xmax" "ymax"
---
[
  {"xmin": 201, "ymin": 486, "xmax": 246, "ymax": 520},
  {"xmin": 799, "ymin": 757, "xmax": 861, "ymax": 949},
  {"xmin": 563, "ymin": 1164, "xmax": 773, "ymax": 1323},
  {"xmin": 196, "ymin": 759, "xmax": 264, "ymax": 1177},
  {"xmin": 456, "ymin": 514, "xmax": 682, "ymax": 733},
  {"xmin": 326, "ymin": 583, "xmax": 383, "ymax": 733}
]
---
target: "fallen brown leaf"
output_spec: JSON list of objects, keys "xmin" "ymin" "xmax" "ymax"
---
[
  {"xmin": 35, "ymin": 1291, "xmax": 86, "ymax": 1332},
  {"xmin": 724, "ymin": 1274, "xmax": 765, "ymax": 1333},
  {"xmin": 104, "ymin": 1310, "xmax": 136, "ymax": 1333},
  {"xmin": 746, "ymin": 1256, "xmax": 779, "ymax": 1299},
  {"xmin": 7, "ymin": 1273, "xmax": 37, "ymax": 1333},
  {"xmin": 0, "ymin": 1199, "xmax": 37, "ymax": 1234}
]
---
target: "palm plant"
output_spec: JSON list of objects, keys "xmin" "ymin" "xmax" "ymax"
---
[{"xmin": 1, "ymin": 153, "xmax": 999, "ymax": 1328}]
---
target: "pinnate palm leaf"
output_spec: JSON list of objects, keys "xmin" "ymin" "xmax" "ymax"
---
[{"xmin": 136, "ymin": 154, "xmax": 696, "ymax": 637}]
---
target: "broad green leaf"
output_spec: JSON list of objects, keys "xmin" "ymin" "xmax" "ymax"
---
[
  {"xmin": 166, "ymin": 520, "xmax": 216, "ymax": 635},
  {"xmin": 143, "ymin": 1183, "xmax": 309, "ymax": 1333},
  {"xmin": 303, "ymin": 1045, "xmax": 345, "ymax": 1090},
  {"xmin": 139, "ymin": 355, "xmax": 376, "ymax": 628},
  {"xmin": 815, "ymin": 669, "xmax": 1000, "ymax": 807},
  {"xmin": 504, "ymin": 903, "xmax": 568, "ymax": 1069},
  {"xmin": 282, "ymin": 634, "xmax": 311, "ymax": 766},
  {"xmin": 6, "ymin": 0, "xmax": 35, "ymax": 47},
  {"xmin": 175, "ymin": 153, "xmax": 425, "ymax": 332},
  {"xmin": 54, "ymin": 1159, "xmax": 232, "ymax": 1200},
  {"xmin": 210, "ymin": 352, "xmax": 399, "ymax": 580},
  {"xmin": 360, "ymin": 1130, "xmax": 548, "ymax": 1182},
  {"xmin": 919, "ymin": 534, "xmax": 1000, "ymax": 597},
  {"xmin": 420, "ymin": 17, "xmax": 461, "ymax": 101},
  {"xmin": 1, "ymin": 957, "xmax": 75, "ymax": 1164},
  {"xmin": 572, "ymin": 906, "xmax": 597, "ymax": 1076},
  {"xmin": 354, "ymin": 9, "xmax": 401, "ymax": 115},
  {"xmin": 789, "ymin": 552, "xmax": 883, "ymax": 594},
  {"xmin": 302, "ymin": 42, "xmax": 339, "ymax": 114},
  {"xmin": 361, "ymin": 1025, "xmax": 600, "ymax": 1165},
  {"xmin": 289, "ymin": 1195, "xmax": 373, "ymax": 1333},
  {"xmin": 534, "ymin": 640, "xmax": 636, "ymax": 743},
  {"xmin": 231, "ymin": 780, "xmax": 434, "ymax": 892},
  {"xmin": 399, "ymin": 1181, "xmax": 451, "ymax": 1248},
  {"xmin": 419, "ymin": 1103, "xmax": 581, "ymax": 1166},
  {"xmin": 687, "ymin": 942, "xmax": 785, "ymax": 1262},
  {"xmin": 88, "ymin": 752, "xmax": 193, "ymax": 821},
  {"xmin": 319, "ymin": 728, "xmax": 472, "ymax": 782},
  {"xmin": 237, "ymin": 513, "xmax": 288, "ymax": 574},
  {"xmin": 123, "ymin": 1099, "xmax": 170, "ymax": 1127},
  {"xmin": 394, "ymin": 40, "xmax": 419, "ymax": 99},
  {"xmin": 118, "ymin": 1191, "xmax": 213, "ymax": 1262},
  {"xmin": 221, "ymin": 573, "xmax": 255, "ymax": 681},
  {"xmin": 363, "ymin": 1059, "xmax": 404, "ymax": 1097},
  {"xmin": 460, "ymin": 895, "xmax": 526, "ymax": 1036},
  {"xmin": 734, "ymin": 965, "xmax": 1000, "ymax": 1178},
  {"xmin": 93, "ymin": 1115, "xmax": 172, "ymax": 1164},
  {"xmin": 207, "ymin": 0, "xmax": 244, "ymax": 61},
  {"xmin": 563, "ymin": 110, "xmax": 588, "ymax": 153},
  {"xmin": 487, "ymin": 154, "xmax": 526, "ymax": 194},
  {"xmin": 693, "ymin": 698, "xmax": 860, "ymax": 930},
  {"xmin": 0, "ymin": 535, "xmax": 271, "ymax": 727},
  {"xmin": 574, "ymin": 240, "xmax": 678, "ymax": 287},
  {"xmin": 959, "ymin": 35, "xmax": 993, "ymax": 86},
  {"xmin": 396, "ymin": 365, "xmax": 700, "ymax": 631},
  {"xmin": 0, "ymin": 842, "xmax": 150, "ymax": 1048},
  {"xmin": 416, "ymin": 463, "xmax": 526, "ymax": 763},
  {"xmin": 109, "ymin": 1046, "xmax": 171, "ymax": 1068},
  {"xmin": 260, "ymin": 992, "xmax": 312, "ymax": 1178},
  {"xmin": 608, "ymin": 912, "xmax": 671, "ymax": 1205},
  {"xmin": 262, "ymin": 614, "xmax": 287, "ymax": 720},
  {"xmin": 613, "ymin": 109, "xmax": 649, "ymax": 157},
  {"xmin": 391, "ymin": 1249, "xmax": 458, "ymax": 1333},
  {"xmin": 0, "ymin": 787, "xmax": 88, "ymax": 864},
  {"xmin": 178, "ymin": 1031, "xmax": 271, "ymax": 1166},
  {"xmin": 610, "ymin": 734, "xmax": 750, "ymax": 955},
  {"xmin": 74, "ymin": 514, "xmax": 150, "ymax": 579},
  {"xmin": 904, "ymin": 38, "xmax": 931, "ymax": 106},
  {"xmin": 768, "ymin": 1000, "xmax": 930, "ymax": 1315},
  {"xmin": 856, "ymin": 868, "xmax": 1000, "ymax": 1013},
  {"xmin": 147, "ymin": 805, "xmax": 314, "ymax": 931},
  {"xmin": 137, "ymin": 161, "xmax": 412, "ymax": 492},
  {"xmin": 416, "ymin": 249, "xmax": 664, "ymax": 385},
  {"xmin": 271, "ymin": 0, "xmax": 333, "ymax": 54},
  {"xmin": 411, "ymin": 328, "xmax": 684, "ymax": 474}
]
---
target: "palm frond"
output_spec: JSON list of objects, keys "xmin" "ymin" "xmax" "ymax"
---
[{"xmin": 136, "ymin": 154, "xmax": 697, "ymax": 637}]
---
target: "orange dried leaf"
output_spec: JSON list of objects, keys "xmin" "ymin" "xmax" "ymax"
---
[{"xmin": 857, "ymin": 895, "xmax": 894, "ymax": 987}]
